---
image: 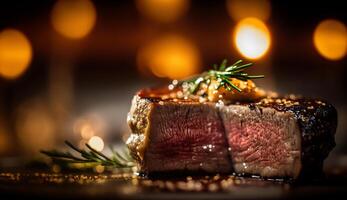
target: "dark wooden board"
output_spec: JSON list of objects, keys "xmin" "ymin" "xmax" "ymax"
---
[{"xmin": 1, "ymin": 168, "xmax": 347, "ymax": 200}]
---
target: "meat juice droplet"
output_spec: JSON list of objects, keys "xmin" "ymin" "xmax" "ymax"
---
[
  {"xmin": 202, "ymin": 144, "xmax": 214, "ymax": 152},
  {"xmin": 208, "ymin": 144, "xmax": 214, "ymax": 152},
  {"xmin": 207, "ymin": 122, "xmax": 212, "ymax": 133},
  {"xmin": 215, "ymin": 100, "xmax": 224, "ymax": 108},
  {"xmin": 242, "ymin": 163, "xmax": 248, "ymax": 169}
]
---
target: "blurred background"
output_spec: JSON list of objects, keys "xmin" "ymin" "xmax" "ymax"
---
[{"xmin": 0, "ymin": 0, "xmax": 346, "ymax": 162}]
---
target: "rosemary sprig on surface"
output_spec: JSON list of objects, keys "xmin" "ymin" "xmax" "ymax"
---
[
  {"xmin": 183, "ymin": 59, "xmax": 264, "ymax": 94},
  {"xmin": 40, "ymin": 141, "xmax": 134, "ymax": 168}
]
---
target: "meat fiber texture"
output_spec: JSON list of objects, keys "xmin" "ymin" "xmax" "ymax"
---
[{"xmin": 127, "ymin": 90, "xmax": 337, "ymax": 180}]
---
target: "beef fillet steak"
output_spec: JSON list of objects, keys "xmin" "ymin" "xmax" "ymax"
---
[{"xmin": 127, "ymin": 89, "xmax": 337, "ymax": 179}]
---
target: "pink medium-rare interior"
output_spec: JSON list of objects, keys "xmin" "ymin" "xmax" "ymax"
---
[
  {"xmin": 144, "ymin": 102, "xmax": 232, "ymax": 173},
  {"xmin": 220, "ymin": 105, "xmax": 302, "ymax": 178}
]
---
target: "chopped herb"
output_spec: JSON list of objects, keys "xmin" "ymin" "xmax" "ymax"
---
[{"xmin": 182, "ymin": 59, "xmax": 264, "ymax": 94}]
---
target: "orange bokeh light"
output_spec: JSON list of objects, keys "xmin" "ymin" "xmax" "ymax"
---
[
  {"xmin": 51, "ymin": 0, "xmax": 97, "ymax": 39},
  {"xmin": 234, "ymin": 17, "xmax": 271, "ymax": 60},
  {"xmin": 226, "ymin": 0, "xmax": 271, "ymax": 21},
  {"xmin": 15, "ymin": 99, "xmax": 56, "ymax": 154},
  {"xmin": 0, "ymin": 29, "xmax": 32, "ymax": 79},
  {"xmin": 313, "ymin": 19, "xmax": 347, "ymax": 61},
  {"xmin": 0, "ymin": 124, "xmax": 10, "ymax": 154},
  {"xmin": 137, "ymin": 34, "xmax": 201, "ymax": 79},
  {"xmin": 136, "ymin": 0, "xmax": 189, "ymax": 23}
]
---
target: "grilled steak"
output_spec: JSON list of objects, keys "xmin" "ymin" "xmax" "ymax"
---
[{"xmin": 127, "ymin": 89, "xmax": 337, "ymax": 179}]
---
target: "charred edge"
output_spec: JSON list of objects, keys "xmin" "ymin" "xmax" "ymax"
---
[{"xmin": 290, "ymin": 101, "xmax": 337, "ymax": 179}]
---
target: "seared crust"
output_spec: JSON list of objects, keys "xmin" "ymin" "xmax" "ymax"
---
[{"xmin": 127, "ymin": 95, "xmax": 153, "ymax": 169}]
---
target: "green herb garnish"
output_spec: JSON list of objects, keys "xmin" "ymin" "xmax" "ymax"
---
[
  {"xmin": 183, "ymin": 59, "xmax": 264, "ymax": 94},
  {"xmin": 41, "ymin": 141, "xmax": 134, "ymax": 169}
]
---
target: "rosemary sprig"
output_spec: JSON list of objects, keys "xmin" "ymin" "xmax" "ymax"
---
[
  {"xmin": 40, "ymin": 141, "xmax": 134, "ymax": 168},
  {"xmin": 183, "ymin": 59, "xmax": 264, "ymax": 94}
]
